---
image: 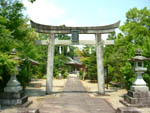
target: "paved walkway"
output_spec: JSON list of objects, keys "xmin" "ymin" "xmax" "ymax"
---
[{"xmin": 39, "ymin": 76, "xmax": 115, "ymax": 113}]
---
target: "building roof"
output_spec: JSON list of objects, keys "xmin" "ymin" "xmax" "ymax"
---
[
  {"xmin": 66, "ymin": 57, "xmax": 83, "ymax": 66},
  {"xmin": 22, "ymin": 58, "xmax": 40, "ymax": 65}
]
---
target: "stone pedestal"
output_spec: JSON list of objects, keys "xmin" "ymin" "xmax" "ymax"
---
[
  {"xmin": 121, "ymin": 75, "xmax": 150, "ymax": 107},
  {"xmin": 0, "ymin": 75, "xmax": 28, "ymax": 106},
  {"xmin": 0, "ymin": 91, "xmax": 28, "ymax": 106},
  {"xmin": 123, "ymin": 90, "xmax": 150, "ymax": 107},
  {"xmin": 120, "ymin": 86, "xmax": 150, "ymax": 107}
]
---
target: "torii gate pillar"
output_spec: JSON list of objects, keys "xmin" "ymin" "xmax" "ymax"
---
[
  {"xmin": 46, "ymin": 34, "xmax": 55, "ymax": 94},
  {"xmin": 96, "ymin": 34, "xmax": 105, "ymax": 95}
]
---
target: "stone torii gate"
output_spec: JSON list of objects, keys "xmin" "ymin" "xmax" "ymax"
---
[{"xmin": 30, "ymin": 20, "xmax": 120, "ymax": 95}]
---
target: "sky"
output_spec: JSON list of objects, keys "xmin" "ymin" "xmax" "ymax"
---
[{"xmin": 22, "ymin": 0, "xmax": 150, "ymax": 40}]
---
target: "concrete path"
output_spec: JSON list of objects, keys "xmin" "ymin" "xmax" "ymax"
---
[{"xmin": 39, "ymin": 76, "xmax": 115, "ymax": 113}]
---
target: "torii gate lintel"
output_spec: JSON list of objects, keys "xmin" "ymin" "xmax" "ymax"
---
[{"xmin": 30, "ymin": 20, "xmax": 120, "ymax": 34}]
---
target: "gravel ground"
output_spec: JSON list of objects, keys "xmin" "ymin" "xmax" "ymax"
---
[{"xmin": 81, "ymin": 80, "xmax": 150, "ymax": 113}]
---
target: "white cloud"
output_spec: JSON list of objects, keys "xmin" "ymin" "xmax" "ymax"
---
[{"xmin": 23, "ymin": 0, "xmax": 64, "ymax": 24}]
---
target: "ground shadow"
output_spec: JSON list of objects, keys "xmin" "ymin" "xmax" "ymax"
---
[
  {"xmin": 25, "ymin": 88, "xmax": 46, "ymax": 96},
  {"xmin": 51, "ymin": 90, "xmax": 98, "ymax": 94},
  {"xmin": 50, "ymin": 88, "xmax": 118, "ymax": 95}
]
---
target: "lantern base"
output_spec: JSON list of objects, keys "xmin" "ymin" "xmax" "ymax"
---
[
  {"xmin": 120, "ymin": 85, "xmax": 150, "ymax": 107},
  {"xmin": 0, "ymin": 91, "xmax": 28, "ymax": 106},
  {"xmin": 120, "ymin": 90, "xmax": 150, "ymax": 107},
  {"xmin": 0, "ymin": 75, "xmax": 28, "ymax": 106}
]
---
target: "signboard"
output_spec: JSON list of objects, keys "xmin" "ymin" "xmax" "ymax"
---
[{"xmin": 72, "ymin": 30, "xmax": 80, "ymax": 45}]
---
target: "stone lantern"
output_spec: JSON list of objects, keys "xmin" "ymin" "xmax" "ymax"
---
[
  {"xmin": 4, "ymin": 48, "xmax": 23, "ymax": 93},
  {"xmin": 130, "ymin": 49, "xmax": 149, "ymax": 92},
  {"xmin": 0, "ymin": 48, "xmax": 28, "ymax": 106},
  {"xmin": 120, "ymin": 49, "xmax": 150, "ymax": 107}
]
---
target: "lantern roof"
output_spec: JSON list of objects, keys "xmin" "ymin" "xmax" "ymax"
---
[
  {"xmin": 131, "ymin": 56, "xmax": 149, "ymax": 61},
  {"xmin": 130, "ymin": 49, "xmax": 150, "ymax": 61}
]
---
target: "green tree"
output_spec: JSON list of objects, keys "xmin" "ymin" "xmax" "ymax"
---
[
  {"xmin": 79, "ymin": 46, "xmax": 97, "ymax": 81},
  {"xmin": 0, "ymin": 0, "xmax": 42, "ymax": 90},
  {"xmin": 104, "ymin": 7, "xmax": 150, "ymax": 89}
]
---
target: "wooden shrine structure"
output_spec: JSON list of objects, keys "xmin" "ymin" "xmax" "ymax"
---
[{"xmin": 30, "ymin": 20, "xmax": 120, "ymax": 94}]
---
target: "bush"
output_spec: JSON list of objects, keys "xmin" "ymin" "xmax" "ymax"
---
[
  {"xmin": 79, "ymin": 70, "xmax": 84, "ymax": 79},
  {"xmin": 63, "ymin": 71, "xmax": 68, "ymax": 78}
]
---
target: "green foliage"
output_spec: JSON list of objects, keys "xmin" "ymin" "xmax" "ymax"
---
[
  {"xmin": 0, "ymin": 0, "xmax": 26, "ymax": 40},
  {"xmin": 143, "ymin": 73, "xmax": 150, "ymax": 88},
  {"xmin": 0, "ymin": 53, "xmax": 18, "ymax": 75},
  {"xmin": 79, "ymin": 70, "xmax": 84, "ymax": 79},
  {"xmin": 0, "ymin": 16, "xmax": 15, "ymax": 52}
]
